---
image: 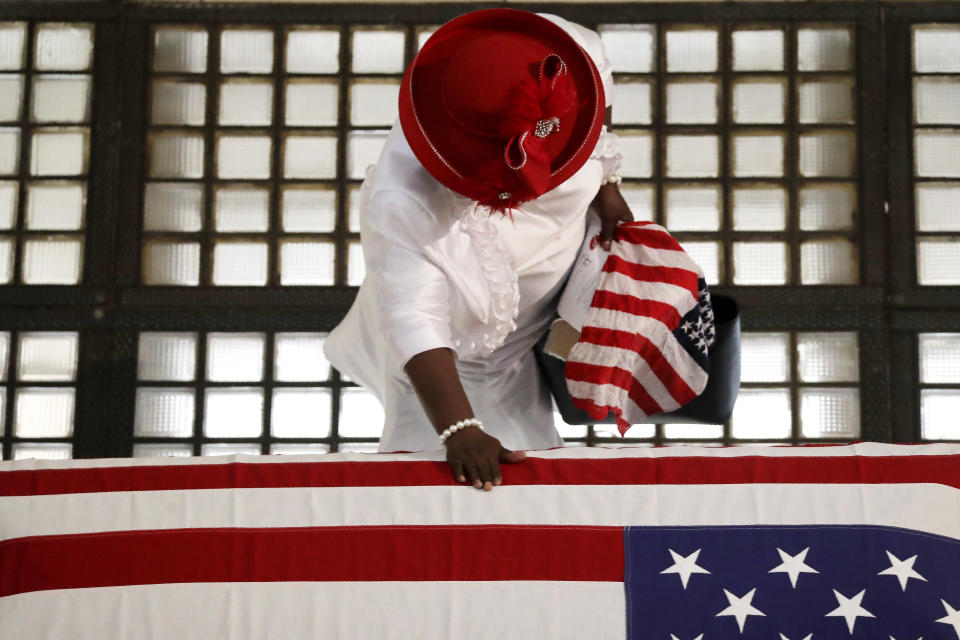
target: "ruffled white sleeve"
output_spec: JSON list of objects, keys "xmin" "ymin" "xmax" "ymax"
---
[
  {"xmin": 591, "ymin": 125, "xmax": 623, "ymax": 181},
  {"xmin": 361, "ymin": 189, "xmax": 457, "ymax": 370}
]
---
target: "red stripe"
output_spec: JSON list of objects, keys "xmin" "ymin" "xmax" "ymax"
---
[
  {"xmin": 0, "ymin": 525, "xmax": 624, "ymax": 597},
  {"xmin": 565, "ymin": 361, "xmax": 663, "ymax": 416},
  {"xmin": 577, "ymin": 326, "xmax": 699, "ymax": 405},
  {"xmin": 602, "ymin": 254, "xmax": 699, "ymax": 301},
  {"xmin": 614, "ymin": 225, "xmax": 685, "ymax": 252},
  {"xmin": 568, "ymin": 397, "xmax": 634, "ymax": 436},
  {"xmin": 2, "ymin": 453, "xmax": 960, "ymax": 496},
  {"xmin": 569, "ymin": 397, "xmax": 622, "ymax": 422},
  {"xmin": 591, "ymin": 290, "xmax": 682, "ymax": 328}
]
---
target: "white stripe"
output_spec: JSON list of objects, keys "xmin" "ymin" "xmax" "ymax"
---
[
  {"xmin": 599, "ymin": 271, "xmax": 698, "ymax": 316},
  {"xmin": 529, "ymin": 442, "xmax": 960, "ymax": 458},
  {"xmin": 0, "ymin": 581, "xmax": 624, "ymax": 640},
  {"xmin": 3, "ymin": 484, "xmax": 959, "ymax": 542},
  {"xmin": 0, "ymin": 442, "xmax": 958, "ymax": 471},
  {"xmin": 567, "ymin": 378, "xmax": 668, "ymax": 419},
  {"xmin": 567, "ymin": 378, "xmax": 660, "ymax": 417},
  {"xmin": 572, "ymin": 308, "xmax": 708, "ymax": 392},
  {"xmin": 614, "ymin": 235, "xmax": 704, "ymax": 274}
]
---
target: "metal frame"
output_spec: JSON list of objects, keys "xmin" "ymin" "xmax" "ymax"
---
[{"xmin": 0, "ymin": 2, "xmax": 957, "ymax": 457}]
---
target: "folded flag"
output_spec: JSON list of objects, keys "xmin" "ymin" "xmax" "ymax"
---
[
  {"xmin": 1, "ymin": 443, "xmax": 960, "ymax": 639},
  {"xmin": 566, "ymin": 221, "xmax": 715, "ymax": 433}
]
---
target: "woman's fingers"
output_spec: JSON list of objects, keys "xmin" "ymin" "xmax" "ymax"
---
[
  {"xmin": 450, "ymin": 459, "xmax": 466, "ymax": 483},
  {"xmin": 600, "ymin": 220, "xmax": 616, "ymax": 251},
  {"xmin": 498, "ymin": 447, "xmax": 526, "ymax": 464},
  {"xmin": 476, "ymin": 461, "xmax": 494, "ymax": 491},
  {"xmin": 463, "ymin": 460, "xmax": 482, "ymax": 489}
]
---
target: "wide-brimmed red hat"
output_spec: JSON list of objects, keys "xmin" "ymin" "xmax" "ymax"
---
[{"xmin": 399, "ymin": 9, "xmax": 605, "ymax": 212}]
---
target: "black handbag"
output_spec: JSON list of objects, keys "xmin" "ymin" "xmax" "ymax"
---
[{"xmin": 534, "ymin": 294, "xmax": 741, "ymax": 425}]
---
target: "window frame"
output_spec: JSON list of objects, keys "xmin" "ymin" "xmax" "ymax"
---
[{"xmin": 0, "ymin": 2, "xmax": 957, "ymax": 457}]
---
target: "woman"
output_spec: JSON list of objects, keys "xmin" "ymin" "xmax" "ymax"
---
[{"xmin": 324, "ymin": 9, "xmax": 632, "ymax": 490}]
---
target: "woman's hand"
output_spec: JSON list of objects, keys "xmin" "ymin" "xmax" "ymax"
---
[
  {"xmin": 444, "ymin": 426, "xmax": 526, "ymax": 491},
  {"xmin": 593, "ymin": 182, "xmax": 634, "ymax": 251},
  {"xmin": 403, "ymin": 347, "xmax": 527, "ymax": 491}
]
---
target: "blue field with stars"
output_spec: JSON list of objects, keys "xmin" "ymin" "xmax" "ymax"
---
[{"xmin": 624, "ymin": 525, "xmax": 960, "ymax": 639}]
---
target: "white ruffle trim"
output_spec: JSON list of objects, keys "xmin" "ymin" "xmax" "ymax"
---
[
  {"xmin": 454, "ymin": 198, "xmax": 520, "ymax": 359},
  {"xmin": 589, "ymin": 125, "xmax": 624, "ymax": 180}
]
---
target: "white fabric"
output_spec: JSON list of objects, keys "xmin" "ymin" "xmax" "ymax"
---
[
  {"xmin": 2, "ymin": 442, "xmax": 954, "ymax": 471},
  {"xmin": 5, "ymin": 483, "xmax": 960, "ymax": 542},
  {"xmin": 324, "ymin": 14, "xmax": 621, "ymax": 453},
  {"xmin": 0, "ymin": 582, "xmax": 626, "ymax": 640}
]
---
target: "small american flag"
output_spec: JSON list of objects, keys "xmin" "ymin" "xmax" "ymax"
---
[{"xmin": 565, "ymin": 221, "xmax": 715, "ymax": 433}]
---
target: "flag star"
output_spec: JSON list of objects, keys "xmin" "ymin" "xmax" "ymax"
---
[
  {"xmin": 670, "ymin": 635, "xmax": 703, "ymax": 640},
  {"xmin": 825, "ymin": 589, "xmax": 875, "ymax": 633},
  {"xmin": 780, "ymin": 634, "xmax": 813, "ymax": 640},
  {"xmin": 681, "ymin": 320, "xmax": 694, "ymax": 333},
  {"xmin": 877, "ymin": 551, "xmax": 927, "ymax": 591},
  {"xmin": 769, "ymin": 547, "xmax": 819, "ymax": 588},
  {"xmin": 937, "ymin": 599, "xmax": 960, "ymax": 639},
  {"xmin": 716, "ymin": 587, "xmax": 765, "ymax": 632},
  {"xmin": 660, "ymin": 548, "xmax": 710, "ymax": 589},
  {"xmin": 888, "ymin": 636, "xmax": 923, "ymax": 640}
]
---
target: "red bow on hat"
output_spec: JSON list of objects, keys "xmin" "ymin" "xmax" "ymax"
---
[{"xmin": 472, "ymin": 54, "xmax": 579, "ymax": 212}]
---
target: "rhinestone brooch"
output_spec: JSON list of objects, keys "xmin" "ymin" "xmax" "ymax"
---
[
  {"xmin": 533, "ymin": 117, "xmax": 560, "ymax": 138},
  {"xmin": 498, "ymin": 192, "xmax": 511, "ymax": 200}
]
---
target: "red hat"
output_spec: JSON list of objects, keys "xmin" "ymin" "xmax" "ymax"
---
[{"xmin": 399, "ymin": 9, "xmax": 606, "ymax": 213}]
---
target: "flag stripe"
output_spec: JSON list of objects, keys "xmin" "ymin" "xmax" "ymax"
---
[
  {"xmin": 4, "ymin": 484, "xmax": 960, "ymax": 544},
  {"xmin": 3, "ymin": 455, "xmax": 960, "ymax": 496},
  {"xmin": 590, "ymin": 290, "xmax": 682, "ymax": 328},
  {"xmin": 602, "ymin": 254, "xmax": 699, "ymax": 301},
  {"xmin": 0, "ymin": 525, "xmax": 624, "ymax": 597},
  {"xmin": 0, "ymin": 582, "xmax": 627, "ymax": 640},
  {"xmin": 615, "ymin": 243, "xmax": 704, "ymax": 273},
  {"xmin": 567, "ymin": 380, "xmax": 658, "ymax": 423},
  {"xmin": 567, "ymin": 396, "xmax": 622, "ymax": 422},
  {"xmin": 2, "ymin": 442, "xmax": 954, "ymax": 469},
  {"xmin": 614, "ymin": 225, "xmax": 685, "ymax": 252},
  {"xmin": 576, "ymin": 326, "xmax": 699, "ymax": 405}
]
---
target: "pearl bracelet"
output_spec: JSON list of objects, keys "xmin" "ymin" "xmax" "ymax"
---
[
  {"xmin": 439, "ymin": 418, "xmax": 484, "ymax": 445},
  {"xmin": 602, "ymin": 174, "xmax": 622, "ymax": 185}
]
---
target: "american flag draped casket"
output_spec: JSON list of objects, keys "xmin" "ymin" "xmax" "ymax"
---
[{"xmin": 1, "ymin": 443, "xmax": 959, "ymax": 639}]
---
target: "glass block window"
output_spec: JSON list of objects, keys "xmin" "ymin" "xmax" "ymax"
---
[
  {"xmin": 918, "ymin": 333, "xmax": 960, "ymax": 440},
  {"xmin": 731, "ymin": 331, "xmax": 861, "ymax": 441},
  {"xmin": 142, "ymin": 24, "xmax": 382, "ymax": 287},
  {"xmin": 132, "ymin": 330, "xmax": 365, "ymax": 455},
  {"xmin": 600, "ymin": 23, "xmax": 859, "ymax": 285},
  {"xmin": 0, "ymin": 22, "xmax": 93, "ymax": 285},
  {"xmin": 0, "ymin": 6, "xmax": 955, "ymax": 458},
  {"xmin": 0, "ymin": 330, "xmax": 79, "ymax": 460},
  {"xmin": 912, "ymin": 26, "xmax": 960, "ymax": 285}
]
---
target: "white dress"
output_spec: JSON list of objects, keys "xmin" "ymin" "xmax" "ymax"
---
[{"xmin": 324, "ymin": 14, "xmax": 622, "ymax": 452}]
